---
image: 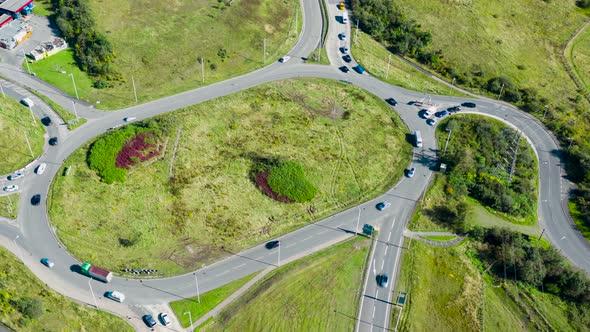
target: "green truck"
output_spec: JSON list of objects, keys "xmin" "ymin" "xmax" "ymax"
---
[{"xmin": 81, "ymin": 262, "xmax": 113, "ymax": 283}]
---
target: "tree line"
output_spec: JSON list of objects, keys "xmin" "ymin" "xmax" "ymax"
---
[{"xmin": 52, "ymin": 0, "xmax": 119, "ymax": 87}]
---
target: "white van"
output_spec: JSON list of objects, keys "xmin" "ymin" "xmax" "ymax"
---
[
  {"xmin": 21, "ymin": 98, "xmax": 34, "ymax": 107},
  {"xmin": 414, "ymin": 130, "xmax": 423, "ymax": 148},
  {"xmin": 342, "ymin": 12, "xmax": 348, "ymax": 24},
  {"xmin": 106, "ymin": 291, "xmax": 125, "ymax": 303},
  {"xmin": 123, "ymin": 117, "xmax": 136, "ymax": 122}
]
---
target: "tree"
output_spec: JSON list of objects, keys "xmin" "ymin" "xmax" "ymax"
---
[{"xmin": 12, "ymin": 297, "xmax": 43, "ymax": 319}]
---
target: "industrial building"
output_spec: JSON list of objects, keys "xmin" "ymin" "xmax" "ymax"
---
[
  {"xmin": 27, "ymin": 37, "xmax": 67, "ymax": 61},
  {"xmin": 0, "ymin": 0, "xmax": 34, "ymax": 49}
]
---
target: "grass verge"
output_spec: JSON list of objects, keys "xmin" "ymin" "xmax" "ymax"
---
[
  {"xmin": 394, "ymin": 240, "xmax": 590, "ymax": 331},
  {"xmin": 170, "ymin": 272, "xmax": 258, "ymax": 328},
  {"xmin": 352, "ymin": 31, "xmax": 466, "ymax": 96},
  {"xmin": 49, "ymin": 78, "xmax": 411, "ymax": 276},
  {"xmin": 30, "ymin": 90, "xmax": 87, "ymax": 130},
  {"xmin": 420, "ymin": 235, "xmax": 456, "ymax": 241},
  {"xmin": 569, "ymin": 201, "xmax": 590, "ymax": 240},
  {"xmin": 32, "ymin": 0, "xmax": 52, "ymax": 16},
  {"xmin": 0, "ymin": 247, "xmax": 132, "ymax": 331},
  {"xmin": 0, "ymin": 194, "xmax": 18, "ymax": 219},
  {"xmin": 0, "ymin": 96, "xmax": 44, "ymax": 174},
  {"xmin": 305, "ymin": 47, "xmax": 330, "ymax": 65},
  {"xmin": 200, "ymin": 236, "xmax": 370, "ymax": 331},
  {"xmin": 33, "ymin": 0, "xmax": 300, "ymax": 109}
]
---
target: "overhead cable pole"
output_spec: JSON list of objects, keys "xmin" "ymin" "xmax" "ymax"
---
[
  {"xmin": 385, "ymin": 54, "xmax": 391, "ymax": 80},
  {"xmin": 193, "ymin": 273, "xmax": 201, "ymax": 303},
  {"xmin": 131, "ymin": 75, "xmax": 138, "ymax": 103},
  {"xmin": 69, "ymin": 73, "xmax": 79, "ymax": 99},
  {"xmin": 354, "ymin": 19, "xmax": 359, "ymax": 45},
  {"xmin": 72, "ymin": 101, "xmax": 79, "ymax": 121},
  {"xmin": 22, "ymin": 50, "xmax": 32, "ymax": 75},
  {"xmin": 23, "ymin": 131, "xmax": 33, "ymax": 157},
  {"xmin": 263, "ymin": 38, "xmax": 267, "ymax": 64}
]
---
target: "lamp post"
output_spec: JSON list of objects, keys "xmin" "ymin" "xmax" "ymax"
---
[
  {"xmin": 184, "ymin": 311, "xmax": 193, "ymax": 328},
  {"xmin": 69, "ymin": 73, "xmax": 79, "ymax": 99},
  {"xmin": 88, "ymin": 279, "xmax": 99, "ymax": 309},
  {"xmin": 72, "ymin": 101, "xmax": 78, "ymax": 121},
  {"xmin": 193, "ymin": 273, "xmax": 201, "ymax": 303},
  {"xmin": 22, "ymin": 50, "xmax": 32, "ymax": 75},
  {"xmin": 355, "ymin": 206, "xmax": 361, "ymax": 235},
  {"xmin": 443, "ymin": 129, "xmax": 452, "ymax": 155},
  {"xmin": 277, "ymin": 240, "xmax": 281, "ymax": 267},
  {"xmin": 13, "ymin": 235, "xmax": 23, "ymax": 262}
]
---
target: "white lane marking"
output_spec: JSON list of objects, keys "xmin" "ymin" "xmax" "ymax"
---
[
  {"xmin": 234, "ymin": 263, "xmax": 246, "ymax": 269},
  {"xmin": 560, "ymin": 236, "xmax": 566, "ymax": 240},
  {"xmin": 372, "ymin": 306, "xmax": 376, "ymax": 318},
  {"xmin": 381, "ymin": 259, "xmax": 385, "ymax": 270},
  {"xmin": 373, "ymin": 259, "xmax": 376, "ymax": 275},
  {"xmin": 388, "ymin": 231, "xmax": 393, "ymax": 242},
  {"xmin": 302, "ymin": 235, "xmax": 313, "ymax": 242},
  {"xmin": 384, "ymin": 246, "xmax": 389, "ymax": 256},
  {"xmin": 254, "ymin": 256, "xmax": 264, "ymax": 260},
  {"xmin": 216, "ymin": 270, "xmax": 230, "ymax": 277},
  {"xmin": 317, "ymin": 230, "xmax": 328, "ymax": 235},
  {"xmin": 285, "ymin": 242, "xmax": 297, "ymax": 248}
]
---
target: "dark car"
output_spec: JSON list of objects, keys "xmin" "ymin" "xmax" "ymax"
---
[
  {"xmin": 386, "ymin": 98, "xmax": 398, "ymax": 106},
  {"xmin": 41, "ymin": 117, "xmax": 52, "ymax": 126},
  {"xmin": 142, "ymin": 314, "xmax": 156, "ymax": 327},
  {"xmin": 461, "ymin": 102, "xmax": 477, "ymax": 108},
  {"xmin": 447, "ymin": 106, "xmax": 461, "ymax": 113},
  {"xmin": 377, "ymin": 274, "xmax": 389, "ymax": 287},
  {"xmin": 376, "ymin": 202, "xmax": 391, "ymax": 211},
  {"xmin": 342, "ymin": 54, "xmax": 352, "ymax": 63},
  {"xmin": 49, "ymin": 137, "xmax": 58, "ymax": 146},
  {"xmin": 265, "ymin": 240, "xmax": 280, "ymax": 249},
  {"xmin": 339, "ymin": 66, "xmax": 350, "ymax": 73},
  {"xmin": 31, "ymin": 194, "xmax": 41, "ymax": 206},
  {"xmin": 435, "ymin": 110, "xmax": 448, "ymax": 118}
]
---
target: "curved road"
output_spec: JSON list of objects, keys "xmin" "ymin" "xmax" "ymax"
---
[{"xmin": 0, "ymin": 0, "xmax": 588, "ymax": 330}]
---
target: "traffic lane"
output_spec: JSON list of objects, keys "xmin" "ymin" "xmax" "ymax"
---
[{"xmin": 289, "ymin": 0, "xmax": 323, "ymax": 59}]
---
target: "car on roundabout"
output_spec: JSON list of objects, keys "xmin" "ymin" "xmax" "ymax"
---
[
  {"xmin": 420, "ymin": 110, "xmax": 432, "ymax": 119},
  {"xmin": 7, "ymin": 172, "xmax": 24, "ymax": 181},
  {"xmin": 385, "ymin": 98, "xmax": 398, "ymax": 106},
  {"xmin": 461, "ymin": 102, "xmax": 477, "ymax": 108},
  {"xmin": 49, "ymin": 137, "xmax": 58, "ymax": 146},
  {"xmin": 340, "ymin": 46, "xmax": 349, "ymax": 54},
  {"xmin": 266, "ymin": 240, "xmax": 280, "ymax": 249},
  {"xmin": 406, "ymin": 167, "xmax": 415, "ymax": 178},
  {"xmin": 340, "ymin": 33, "xmax": 347, "ymax": 41},
  {"xmin": 435, "ymin": 110, "xmax": 448, "ymax": 118},
  {"xmin": 36, "ymin": 163, "xmax": 47, "ymax": 175},
  {"xmin": 2, "ymin": 185, "xmax": 18, "ymax": 192},
  {"xmin": 40, "ymin": 258, "xmax": 55, "ymax": 268},
  {"xmin": 426, "ymin": 118, "xmax": 437, "ymax": 126},
  {"xmin": 159, "ymin": 312, "xmax": 171, "ymax": 326},
  {"xmin": 376, "ymin": 202, "xmax": 391, "ymax": 211},
  {"xmin": 142, "ymin": 314, "xmax": 157, "ymax": 327},
  {"xmin": 31, "ymin": 194, "xmax": 41, "ymax": 206},
  {"xmin": 339, "ymin": 66, "xmax": 350, "ymax": 73},
  {"xmin": 279, "ymin": 56, "xmax": 291, "ymax": 63}
]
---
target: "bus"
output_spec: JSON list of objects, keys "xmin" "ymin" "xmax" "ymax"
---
[{"xmin": 414, "ymin": 130, "xmax": 423, "ymax": 148}]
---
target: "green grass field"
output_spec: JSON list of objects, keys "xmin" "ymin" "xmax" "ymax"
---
[
  {"xmin": 390, "ymin": 0, "xmax": 589, "ymax": 142},
  {"xmin": 0, "ymin": 194, "xmax": 18, "ymax": 219},
  {"xmin": 0, "ymin": 247, "xmax": 132, "ymax": 331},
  {"xmin": 394, "ymin": 240, "xmax": 590, "ymax": 331},
  {"xmin": 199, "ymin": 236, "xmax": 370, "ymax": 331},
  {"xmin": 0, "ymin": 97, "xmax": 44, "ymax": 174},
  {"xmin": 568, "ymin": 23, "xmax": 590, "ymax": 91},
  {"xmin": 569, "ymin": 201, "xmax": 590, "ymax": 240},
  {"xmin": 353, "ymin": 31, "xmax": 466, "ymax": 96},
  {"xmin": 31, "ymin": 0, "xmax": 300, "ymax": 109},
  {"xmin": 48, "ymin": 78, "xmax": 411, "ymax": 275},
  {"xmin": 420, "ymin": 235, "xmax": 456, "ymax": 242},
  {"xmin": 170, "ymin": 273, "xmax": 257, "ymax": 328},
  {"xmin": 32, "ymin": 0, "xmax": 52, "ymax": 16}
]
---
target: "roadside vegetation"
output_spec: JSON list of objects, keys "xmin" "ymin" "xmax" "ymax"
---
[
  {"xmin": 0, "ymin": 247, "xmax": 132, "ymax": 331},
  {"xmin": 49, "ymin": 79, "xmax": 411, "ymax": 275},
  {"xmin": 394, "ymin": 239, "xmax": 590, "ymax": 332},
  {"xmin": 352, "ymin": 31, "xmax": 464, "ymax": 96},
  {"xmin": 30, "ymin": 91, "xmax": 86, "ymax": 130},
  {"xmin": 0, "ymin": 194, "xmax": 18, "ymax": 219},
  {"xmin": 199, "ymin": 237, "xmax": 370, "ymax": 331},
  {"xmin": 0, "ymin": 97, "xmax": 44, "ymax": 175},
  {"xmin": 438, "ymin": 115, "xmax": 538, "ymax": 225},
  {"xmin": 350, "ymin": 0, "xmax": 590, "ymax": 237},
  {"xmin": 170, "ymin": 273, "xmax": 257, "ymax": 328},
  {"xmin": 37, "ymin": 0, "xmax": 299, "ymax": 109}
]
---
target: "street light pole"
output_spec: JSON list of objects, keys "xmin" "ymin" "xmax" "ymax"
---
[
  {"xmin": 278, "ymin": 240, "xmax": 281, "ymax": 267},
  {"xmin": 184, "ymin": 311, "xmax": 193, "ymax": 328},
  {"xmin": 263, "ymin": 38, "xmax": 267, "ymax": 64},
  {"xmin": 385, "ymin": 54, "xmax": 391, "ymax": 80},
  {"xmin": 13, "ymin": 235, "xmax": 23, "ymax": 262},
  {"xmin": 69, "ymin": 73, "xmax": 79, "ymax": 99},
  {"xmin": 355, "ymin": 206, "xmax": 361, "ymax": 235},
  {"xmin": 443, "ymin": 129, "xmax": 452, "ymax": 155},
  {"xmin": 450, "ymin": 77, "xmax": 455, "ymax": 94},
  {"xmin": 543, "ymin": 105, "xmax": 549, "ymax": 120},
  {"xmin": 88, "ymin": 279, "xmax": 99, "ymax": 309},
  {"xmin": 22, "ymin": 50, "xmax": 32, "ymax": 75},
  {"xmin": 193, "ymin": 273, "xmax": 201, "ymax": 303},
  {"xmin": 72, "ymin": 101, "xmax": 79, "ymax": 121},
  {"xmin": 131, "ymin": 75, "xmax": 138, "ymax": 103}
]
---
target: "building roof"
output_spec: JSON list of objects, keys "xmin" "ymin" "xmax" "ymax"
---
[
  {"xmin": 0, "ymin": 18, "xmax": 30, "ymax": 41},
  {"xmin": 0, "ymin": 13, "xmax": 11, "ymax": 27},
  {"xmin": 0, "ymin": 0, "xmax": 33, "ymax": 13}
]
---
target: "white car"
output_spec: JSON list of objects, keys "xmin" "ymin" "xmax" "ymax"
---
[
  {"xmin": 7, "ymin": 172, "xmax": 24, "ymax": 181},
  {"xmin": 426, "ymin": 118, "xmax": 437, "ymax": 126},
  {"xmin": 2, "ymin": 185, "xmax": 18, "ymax": 192},
  {"xmin": 159, "ymin": 312, "xmax": 171, "ymax": 326},
  {"xmin": 279, "ymin": 56, "xmax": 291, "ymax": 63},
  {"xmin": 36, "ymin": 163, "xmax": 47, "ymax": 175},
  {"xmin": 340, "ymin": 33, "xmax": 347, "ymax": 41},
  {"xmin": 20, "ymin": 98, "xmax": 34, "ymax": 107},
  {"xmin": 124, "ymin": 117, "xmax": 136, "ymax": 122}
]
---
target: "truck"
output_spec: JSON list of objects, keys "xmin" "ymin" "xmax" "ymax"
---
[
  {"xmin": 81, "ymin": 262, "xmax": 113, "ymax": 283},
  {"xmin": 414, "ymin": 130, "xmax": 423, "ymax": 148},
  {"xmin": 342, "ymin": 11, "xmax": 348, "ymax": 24}
]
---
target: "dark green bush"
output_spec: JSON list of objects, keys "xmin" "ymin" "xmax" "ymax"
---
[
  {"xmin": 267, "ymin": 161, "xmax": 317, "ymax": 203},
  {"xmin": 12, "ymin": 297, "xmax": 43, "ymax": 319}
]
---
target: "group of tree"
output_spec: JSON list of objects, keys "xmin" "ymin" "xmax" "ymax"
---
[
  {"xmin": 472, "ymin": 226, "xmax": 590, "ymax": 304},
  {"xmin": 350, "ymin": 0, "xmax": 590, "ymax": 231},
  {"xmin": 52, "ymin": 0, "xmax": 119, "ymax": 87},
  {"xmin": 441, "ymin": 117, "xmax": 537, "ymax": 219}
]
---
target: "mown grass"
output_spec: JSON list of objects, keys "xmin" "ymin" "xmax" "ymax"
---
[
  {"xmin": 32, "ymin": 0, "xmax": 299, "ymax": 109},
  {"xmin": 0, "ymin": 194, "xmax": 18, "ymax": 219},
  {"xmin": 49, "ymin": 78, "xmax": 411, "ymax": 275},
  {"xmin": 30, "ymin": 90, "xmax": 87, "ymax": 130},
  {"xmin": 352, "ymin": 31, "xmax": 466, "ymax": 96},
  {"xmin": 394, "ymin": 240, "xmax": 590, "ymax": 332},
  {"xmin": 0, "ymin": 247, "xmax": 132, "ymax": 332},
  {"xmin": 0, "ymin": 97, "xmax": 44, "ymax": 174},
  {"xmin": 200, "ymin": 236, "xmax": 370, "ymax": 331},
  {"xmin": 420, "ymin": 235, "xmax": 456, "ymax": 241},
  {"xmin": 32, "ymin": 0, "xmax": 52, "ymax": 16},
  {"xmin": 569, "ymin": 201, "xmax": 590, "ymax": 240},
  {"xmin": 170, "ymin": 273, "xmax": 258, "ymax": 328},
  {"xmin": 305, "ymin": 47, "xmax": 330, "ymax": 65}
]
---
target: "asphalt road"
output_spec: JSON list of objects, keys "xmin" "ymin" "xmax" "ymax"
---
[{"xmin": 0, "ymin": 0, "xmax": 588, "ymax": 331}]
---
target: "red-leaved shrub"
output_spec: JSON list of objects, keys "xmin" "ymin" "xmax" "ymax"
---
[{"xmin": 115, "ymin": 132, "xmax": 162, "ymax": 169}]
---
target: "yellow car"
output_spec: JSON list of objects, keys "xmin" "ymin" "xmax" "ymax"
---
[{"xmin": 339, "ymin": 1, "xmax": 345, "ymax": 10}]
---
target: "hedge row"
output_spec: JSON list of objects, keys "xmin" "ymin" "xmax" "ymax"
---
[{"xmin": 267, "ymin": 161, "xmax": 317, "ymax": 203}]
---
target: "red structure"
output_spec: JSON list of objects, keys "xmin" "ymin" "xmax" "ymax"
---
[
  {"xmin": 0, "ymin": 0, "xmax": 34, "ymax": 15},
  {"xmin": 0, "ymin": 13, "xmax": 12, "ymax": 28}
]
